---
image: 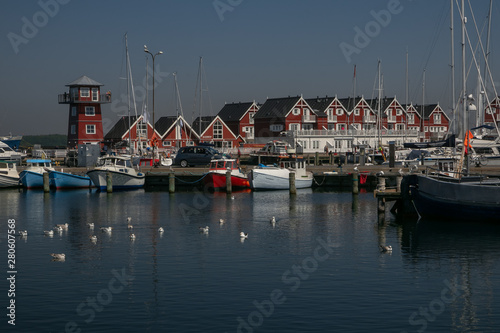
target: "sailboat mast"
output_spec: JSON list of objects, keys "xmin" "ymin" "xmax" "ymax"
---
[
  {"xmin": 198, "ymin": 57, "xmax": 203, "ymax": 135},
  {"xmin": 482, "ymin": 0, "xmax": 493, "ymax": 125},
  {"xmin": 405, "ymin": 49, "xmax": 408, "ymax": 141},
  {"xmin": 377, "ymin": 60, "xmax": 381, "ymax": 148},
  {"xmin": 422, "ymin": 69, "xmax": 425, "ymax": 142},
  {"xmin": 125, "ymin": 34, "xmax": 132, "ymax": 154},
  {"xmin": 450, "ymin": 0, "xmax": 456, "ymax": 135}
]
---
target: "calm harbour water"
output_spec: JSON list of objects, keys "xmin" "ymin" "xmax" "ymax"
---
[{"xmin": 1, "ymin": 187, "xmax": 500, "ymax": 332}]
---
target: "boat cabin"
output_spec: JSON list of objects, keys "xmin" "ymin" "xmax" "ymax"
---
[
  {"xmin": 209, "ymin": 159, "xmax": 239, "ymax": 171},
  {"xmin": 97, "ymin": 156, "xmax": 133, "ymax": 168},
  {"xmin": 0, "ymin": 160, "xmax": 17, "ymax": 173},
  {"xmin": 279, "ymin": 159, "xmax": 306, "ymax": 170}
]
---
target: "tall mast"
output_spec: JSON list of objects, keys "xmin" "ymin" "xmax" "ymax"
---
[
  {"xmin": 450, "ymin": 0, "xmax": 456, "ymax": 135},
  {"xmin": 377, "ymin": 60, "xmax": 381, "ymax": 147},
  {"xmin": 461, "ymin": 0, "xmax": 466, "ymax": 140},
  {"xmin": 405, "ymin": 48, "xmax": 409, "ymax": 141},
  {"xmin": 482, "ymin": 0, "xmax": 493, "ymax": 125},
  {"xmin": 125, "ymin": 33, "xmax": 132, "ymax": 153},
  {"xmin": 422, "ymin": 69, "xmax": 425, "ymax": 142}
]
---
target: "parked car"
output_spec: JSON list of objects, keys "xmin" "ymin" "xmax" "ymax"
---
[{"xmin": 174, "ymin": 146, "xmax": 225, "ymax": 167}]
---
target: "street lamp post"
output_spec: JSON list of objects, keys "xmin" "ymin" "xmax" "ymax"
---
[{"xmin": 144, "ymin": 45, "xmax": 163, "ymax": 160}]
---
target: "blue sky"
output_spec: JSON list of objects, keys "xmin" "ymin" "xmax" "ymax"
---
[{"xmin": 1, "ymin": 0, "xmax": 498, "ymax": 135}]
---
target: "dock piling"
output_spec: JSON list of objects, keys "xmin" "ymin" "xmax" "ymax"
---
[
  {"xmin": 226, "ymin": 170, "xmax": 232, "ymax": 194},
  {"xmin": 106, "ymin": 172, "xmax": 112, "ymax": 193},
  {"xmin": 352, "ymin": 172, "xmax": 359, "ymax": 194},
  {"xmin": 289, "ymin": 171, "xmax": 296, "ymax": 195},
  {"xmin": 169, "ymin": 172, "xmax": 175, "ymax": 193},
  {"xmin": 43, "ymin": 172, "xmax": 50, "ymax": 193}
]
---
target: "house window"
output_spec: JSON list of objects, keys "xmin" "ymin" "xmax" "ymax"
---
[
  {"xmin": 92, "ymin": 88, "xmax": 99, "ymax": 101},
  {"xmin": 162, "ymin": 141, "xmax": 171, "ymax": 147},
  {"xmin": 289, "ymin": 123, "xmax": 299, "ymax": 131},
  {"xmin": 213, "ymin": 120, "xmax": 223, "ymax": 139},
  {"xmin": 312, "ymin": 141, "xmax": 319, "ymax": 149},
  {"xmin": 71, "ymin": 106, "xmax": 77, "ymax": 117},
  {"xmin": 408, "ymin": 114, "xmax": 414, "ymax": 124},
  {"xmin": 71, "ymin": 125, "xmax": 76, "ymax": 135},
  {"xmin": 396, "ymin": 109, "xmax": 402, "ymax": 116},
  {"xmin": 292, "ymin": 108, "xmax": 300, "ymax": 115},
  {"xmin": 80, "ymin": 88, "xmax": 90, "ymax": 98},
  {"xmin": 302, "ymin": 124, "xmax": 313, "ymax": 130},
  {"xmin": 434, "ymin": 113, "xmax": 442, "ymax": 124},
  {"xmin": 337, "ymin": 123, "xmax": 346, "ymax": 131},
  {"xmin": 364, "ymin": 109, "xmax": 370, "ymax": 116},
  {"xmin": 249, "ymin": 112, "xmax": 255, "ymax": 124},
  {"xmin": 86, "ymin": 125, "xmax": 96, "ymax": 134},
  {"xmin": 270, "ymin": 124, "xmax": 283, "ymax": 132},
  {"xmin": 354, "ymin": 108, "xmax": 360, "ymax": 116},
  {"xmin": 70, "ymin": 87, "xmax": 78, "ymax": 99},
  {"xmin": 85, "ymin": 106, "xmax": 95, "ymax": 116},
  {"xmin": 136, "ymin": 122, "xmax": 147, "ymax": 137},
  {"xmin": 336, "ymin": 108, "xmax": 343, "ymax": 116}
]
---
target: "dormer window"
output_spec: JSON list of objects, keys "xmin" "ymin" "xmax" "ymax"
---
[{"xmin": 292, "ymin": 108, "xmax": 300, "ymax": 115}]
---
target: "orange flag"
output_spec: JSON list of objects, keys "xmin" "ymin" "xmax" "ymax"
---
[{"xmin": 463, "ymin": 130, "xmax": 473, "ymax": 155}]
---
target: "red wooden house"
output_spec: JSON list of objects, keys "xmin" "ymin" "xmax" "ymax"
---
[
  {"xmin": 253, "ymin": 96, "xmax": 319, "ymax": 139},
  {"xmin": 59, "ymin": 75, "xmax": 111, "ymax": 148},
  {"xmin": 422, "ymin": 104, "xmax": 450, "ymax": 141},
  {"xmin": 485, "ymin": 96, "xmax": 500, "ymax": 126},
  {"xmin": 104, "ymin": 115, "xmax": 159, "ymax": 152},
  {"xmin": 217, "ymin": 102, "xmax": 259, "ymax": 142},
  {"xmin": 338, "ymin": 97, "xmax": 376, "ymax": 131},
  {"xmin": 192, "ymin": 115, "xmax": 241, "ymax": 149},
  {"xmin": 155, "ymin": 115, "xmax": 199, "ymax": 149}
]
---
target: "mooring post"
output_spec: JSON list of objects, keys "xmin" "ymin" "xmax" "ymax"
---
[
  {"xmin": 352, "ymin": 172, "xmax": 359, "ymax": 195},
  {"xmin": 169, "ymin": 172, "xmax": 175, "ymax": 193},
  {"xmin": 315, "ymin": 152, "xmax": 319, "ymax": 166},
  {"xmin": 360, "ymin": 148, "xmax": 365, "ymax": 166},
  {"xmin": 43, "ymin": 172, "xmax": 50, "ymax": 193},
  {"xmin": 106, "ymin": 171, "xmax": 112, "ymax": 193},
  {"xmin": 289, "ymin": 171, "xmax": 296, "ymax": 195},
  {"xmin": 226, "ymin": 170, "xmax": 232, "ymax": 194},
  {"xmin": 378, "ymin": 197, "xmax": 386, "ymax": 213},
  {"xmin": 377, "ymin": 176, "xmax": 386, "ymax": 192},
  {"xmin": 396, "ymin": 175, "xmax": 403, "ymax": 192},
  {"xmin": 389, "ymin": 141, "xmax": 395, "ymax": 168}
]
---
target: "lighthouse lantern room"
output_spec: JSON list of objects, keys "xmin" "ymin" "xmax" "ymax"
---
[{"xmin": 58, "ymin": 75, "xmax": 111, "ymax": 148}]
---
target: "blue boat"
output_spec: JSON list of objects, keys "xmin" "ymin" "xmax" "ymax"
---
[
  {"xmin": 19, "ymin": 159, "xmax": 54, "ymax": 189},
  {"xmin": 49, "ymin": 170, "xmax": 93, "ymax": 189}
]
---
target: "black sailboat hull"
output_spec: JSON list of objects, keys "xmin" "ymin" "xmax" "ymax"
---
[{"xmin": 409, "ymin": 174, "xmax": 500, "ymax": 222}]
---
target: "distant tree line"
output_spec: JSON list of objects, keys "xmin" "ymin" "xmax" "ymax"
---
[{"xmin": 21, "ymin": 134, "xmax": 67, "ymax": 148}]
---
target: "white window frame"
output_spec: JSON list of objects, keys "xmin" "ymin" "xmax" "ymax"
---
[
  {"xmin": 85, "ymin": 106, "xmax": 95, "ymax": 116},
  {"xmin": 354, "ymin": 108, "xmax": 360, "ymax": 116},
  {"xmin": 80, "ymin": 88, "xmax": 90, "ymax": 98},
  {"xmin": 213, "ymin": 121, "xmax": 223, "ymax": 139},
  {"xmin": 336, "ymin": 108, "xmax": 343, "ymax": 116},
  {"xmin": 249, "ymin": 112, "xmax": 255, "ymax": 124},
  {"xmin": 162, "ymin": 141, "xmax": 171, "ymax": 147},
  {"xmin": 270, "ymin": 124, "xmax": 284, "ymax": 132},
  {"xmin": 86, "ymin": 125, "xmax": 96, "ymax": 134},
  {"xmin": 292, "ymin": 108, "xmax": 300, "ymax": 116},
  {"xmin": 92, "ymin": 88, "xmax": 99, "ymax": 101},
  {"xmin": 289, "ymin": 123, "xmax": 299, "ymax": 131}
]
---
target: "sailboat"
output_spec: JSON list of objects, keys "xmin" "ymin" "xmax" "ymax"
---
[{"xmin": 409, "ymin": 0, "xmax": 500, "ymax": 222}]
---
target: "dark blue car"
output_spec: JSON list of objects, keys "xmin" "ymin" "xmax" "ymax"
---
[{"xmin": 174, "ymin": 146, "xmax": 225, "ymax": 167}]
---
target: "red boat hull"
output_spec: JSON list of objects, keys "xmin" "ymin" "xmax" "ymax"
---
[{"xmin": 204, "ymin": 172, "xmax": 250, "ymax": 190}]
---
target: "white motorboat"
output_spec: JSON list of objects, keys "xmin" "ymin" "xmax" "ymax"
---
[
  {"xmin": 248, "ymin": 159, "xmax": 313, "ymax": 190},
  {"xmin": 0, "ymin": 160, "xmax": 20, "ymax": 188},
  {"xmin": 87, "ymin": 155, "xmax": 145, "ymax": 190},
  {"xmin": 0, "ymin": 141, "xmax": 25, "ymax": 161}
]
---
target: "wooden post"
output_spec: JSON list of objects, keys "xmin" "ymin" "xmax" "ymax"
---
[
  {"xmin": 226, "ymin": 170, "xmax": 232, "ymax": 194},
  {"xmin": 360, "ymin": 148, "xmax": 365, "ymax": 166},
  {"xmin": 169, "ymin": 172, "xmax": 175, "ymax": 193},
  {"xmin": 289, "ymin": 171, "xmax": 296, "ymax": 195},
  {"xmin": 396, "ymin": 175, "xmax": 403, "ymax": 192},
  {"xmin": 43, "ymin": 172, "xmax": 50, "ymax": 193},
  {"xmin": 352, "ymin": 172, "xmax": 359, "ymax": 194},
  {"xmin": 378, "ymin": 197, "xmax": 386, "ymax": 213},
  {"xmin": 377, "ymin": 176, "xmax": 386, "ymax": 192},
  {"xmin": 106, "ymin": 171, "xmax": 112, "ymax": 193},
  {"xmin": 389, "ymin": 141, "xmax": 395, "ymax": 168},
  {"xmin": 315, "ymin": 152, "xmax": 319, "ymax": 166}
]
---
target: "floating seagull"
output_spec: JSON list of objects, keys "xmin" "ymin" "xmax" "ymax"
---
[
  {"xmin": 219, "ymin": 219, "xmax": 225, "ymax": 225},
  {"xmin": 129, "ymin": 233, "xmax": 136, "ymax": 240},
  {"xmin": 127, "ymin": 217, "xmax": 132, "ymax": 223},
  {"xmin": 199, "ymin": 226, "xmax": 209, "ymax": 234},
  {"xmin": 87, "ymin": 223, "xmax": 94, "ymax": 228},
  {"xmin": 50, "ymin": 253, "xmax": 65, "ymax": 261},
  {"xmin": 231, "ymin": 196, "xmax": 235, "ymax": 200},
  {"xmin": 56, "ymin": 223, "xmax": 68, "ymax": 230},
  {"xmin": 398, "ymin": 168, "xmax": 404, "ymax": 176},
  {"xmin": 90, "ymin": 235, "xmax": 97, "ymax": 242},
  {"xmin": 18, "ymin": 230, "xmax": 28, "ymax": 237},
  {"xmin": 158, "ymin": 227, "xmax": 164, "ymax": 233},
  {"xmin": 380, "ymin": 245, "xmax": 393, "ymax": 252},
  {"xmin": 270, "ymin": 216, "xmax": 276, "ymax": 224},
  {"xmin": 100, "ymin": 227, "xmax": 113, "ymax": 233},
  {"xmin": 240, "ymin": 232, "xmax": 248, "ymax": 239},
  {"xmin": 54, "ymin": 226, "xmax": 63, "ymax": 233},
  {"xmin": 354, "ymin": 166, "xmax": 359, "ymax": 172},
  {"xmin": 44, "ymin": 230, "xmax": 54, "ymax": 236},
  {"xmin": 376, "ymin": 170, "xmax": 385, "ymax": 176},
  {"xmin": 127, "ymin": 224, "xmax": 133, "ymax": 230}
]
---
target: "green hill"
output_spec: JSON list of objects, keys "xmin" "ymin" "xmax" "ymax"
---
[{"xmin": 21, "ymin": 134, "xmax": 67, "ymax": 148}]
